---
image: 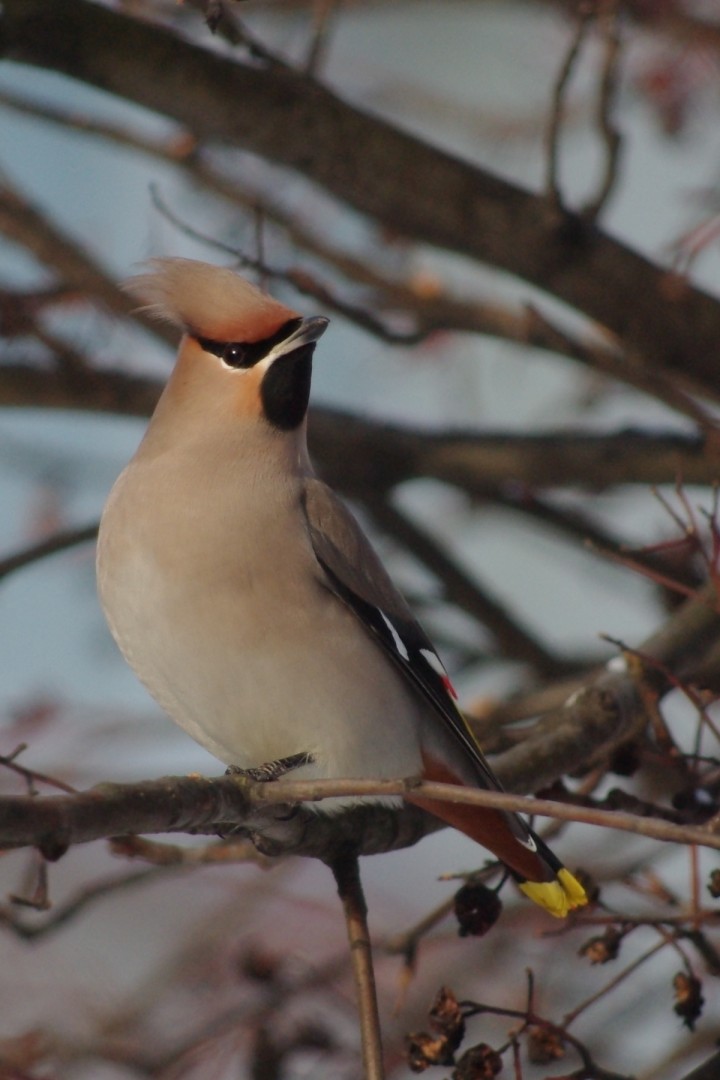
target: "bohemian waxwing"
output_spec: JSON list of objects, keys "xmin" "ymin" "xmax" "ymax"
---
[{"xmin": 97, "ymin": 258, "xmax": 587, "ymax": 918}]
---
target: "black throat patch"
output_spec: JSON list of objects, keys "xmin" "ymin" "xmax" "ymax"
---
[{"xmin": 260, "ymin": 346, "xmax": 314, "ymax": 431}]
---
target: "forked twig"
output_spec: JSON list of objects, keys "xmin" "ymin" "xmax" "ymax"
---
[{"xmin": 546, "ymin": 8, "xmax": 593, "ymax": 211}]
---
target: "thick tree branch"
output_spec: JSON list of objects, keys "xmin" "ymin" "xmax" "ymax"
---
[
  {"xmin": 0, "ymin": 772, "xmax": 440, "ymax": 860},
  {"xmin": 4, "ymin": 0, "xmax": 720, "ymax": 396},
  {"xmin": 3, "ymin": 772, "xmax": 720, "ymax": 861},
  {"xmin": 312, "ymin": 414, "xmax": 720, "ymax": 495},
  {"xmin": 0, "ymin": 83, "xmax": 711, "ymax": 426},
  {"xmin": 1, "ymin": 362, "xmax": 717, "ymax": 490}
]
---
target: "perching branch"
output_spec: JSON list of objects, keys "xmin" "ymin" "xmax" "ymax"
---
[
  {"xmin": 0, "ymin": 771, "xmax": 440, "ymax": 861},
  {"xmin": 4, "ymin": 558, "xmax": 720, "ymax": 857},
  {"xmin": 3, "ymin": 772, "xmax": 720, "ymax": 864}
]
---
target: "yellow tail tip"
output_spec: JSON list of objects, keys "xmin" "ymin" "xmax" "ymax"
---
[{"xmin": 519, "ymin": 869, "xmax": 588, "ymax": 918}]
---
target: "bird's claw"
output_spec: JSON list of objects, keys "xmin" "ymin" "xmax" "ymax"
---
[{"xmin": 226, "ymin": 751, "xmax": 314, "ymax": 783}]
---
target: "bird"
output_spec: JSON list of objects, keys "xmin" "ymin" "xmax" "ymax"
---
[{"xmin": 97, "ymin": 257, "xmax": 587, "ymax": 918}]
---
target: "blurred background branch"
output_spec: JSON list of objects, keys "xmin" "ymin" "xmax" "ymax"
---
[{"xmin": 2, "ymin": 1, "xmax": 720, "ymax": 1077}]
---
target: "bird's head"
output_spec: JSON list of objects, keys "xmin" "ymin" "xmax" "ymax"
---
[{"xmin": 125, "ymin": 258, "xmax": 329, "ymax": 434}]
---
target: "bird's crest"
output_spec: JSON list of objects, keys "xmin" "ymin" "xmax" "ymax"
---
[{"xmin": 124, "ymin": 258, "xmax": 298, "ymax": 343}]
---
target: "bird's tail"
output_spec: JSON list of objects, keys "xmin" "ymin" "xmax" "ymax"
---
[
  {"xmin": 515, "ymin": 829, "xmax": 587, "ymax": 918},
  {"xmin": 409, "ymin": 783, "xmax": 587, "ymax": 918}
]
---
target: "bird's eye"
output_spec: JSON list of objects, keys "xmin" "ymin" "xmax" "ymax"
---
[{"xmin": 222, "ymin": 343, "xmax": 248, "ymax": 368}]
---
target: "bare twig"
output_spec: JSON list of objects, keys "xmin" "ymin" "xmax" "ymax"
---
[
  {"xmin": 496, "ymin": 488, "xmax": 707, "ymax": 603},
  {"xmin": 563, "ymin": 938, "xmax": 667, "ymax": 1027},
  {"xmin": 583, "ymin": 6, "xmax": 623, "ymax": 221},
  {"xmin": 329, "ymin": 854, "xmax": 385, "ymax": 1080},
  {"xmin": 109, "ymin": 833, "xmax": 267, "ymax": 866},
  {"xmin": 526, "ymin": 304, "xmax": 720, "ymax": 434},
  {"xmin": 0, "ymin": 744, "xmax": 76, "ymax": 795},
  {"xmin": 305, "ymin": 0, "xmax": 340, "ymax": 76},
  {"xmin": 0, "ymin": 523, "xmax": 97, "ymax": 584},
  {"xmin": 457, "ymin": 990, "xmax": 633, "ymax": 1080},
  {"xmin": 546, "ymin": 8, "xmax": 593, "ymax": 212},
  {"xmin": 382, "ymin": 894, "xmax": 456, "ymax": 964},
  {"xmin": 0, "ymin": 87, "xmax": 422, "ymax": 346},
  {"xmin": 0, "ymin": 87, "xmax": 194, "ymax": 162},
  {"xmin": 254, "ymin": 778, "xmax": 720, "ymax": 851},
  {"xmin": 4, "ymin": 769, "xmax": 720, "ymax": 861},
  {"xmin": 0, "ymin": 867, "xmax": 167, "ymax": 940},
  {"xmin": 185, "ymin": 0, "xmax": 289, "ymax": 66}
]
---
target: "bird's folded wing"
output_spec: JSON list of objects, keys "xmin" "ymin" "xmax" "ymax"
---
[{"xmin": 301, "ymin": 477, "xmax": 514, "ymax": 800}]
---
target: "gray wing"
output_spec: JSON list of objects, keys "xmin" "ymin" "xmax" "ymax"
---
[{"xmin": 301, "ymin": 476, "xmax": 501, "ymax": 789}]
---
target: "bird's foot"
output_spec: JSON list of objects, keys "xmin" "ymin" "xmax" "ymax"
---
[{"xmin": 226, "ymin": 751, "xmax": 315, "ymax": 783}]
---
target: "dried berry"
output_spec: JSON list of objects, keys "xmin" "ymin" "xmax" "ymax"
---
[
  {"xmin": 527, "ymin": 1025, "xmax": 565, "ymax": 1065},
  {"xmin": 406, "ymin": 1031, "xmax": 455, "ymax": 1072},
  {"xmin": 454, "ymin": 882, "xmax": 502, "ymax": 937},
  {"xmin": 708, "ymin": 869, "xmax": 720, "ymax": 899},
  {"xmin": 429, "ymin": 986, "xmax": 465, "ymax": 1042},
  {"xmin": 673, "ymin": 972, "xmax": 704, "ymax": 1030},
  {"xmin": 406, "ymin": 987, "xmax": 466, "ymax": 1072},
  {"xmin": 579, "ymin": 927, "xmax": 622, "ymax": 965},
  {"xmin": 452, "ymin": 1042, "xmax": 503, "ymax": 1079}
]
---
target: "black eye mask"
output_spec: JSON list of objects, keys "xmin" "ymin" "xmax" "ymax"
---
[{"xmin": 195, "ymin": 317, "xmax": 303, "ymax": 370}]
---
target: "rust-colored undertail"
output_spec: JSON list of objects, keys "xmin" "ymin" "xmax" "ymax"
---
[{"xmin": 410, "ymin": 754, "xmax": 587, "ymax": 918}]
